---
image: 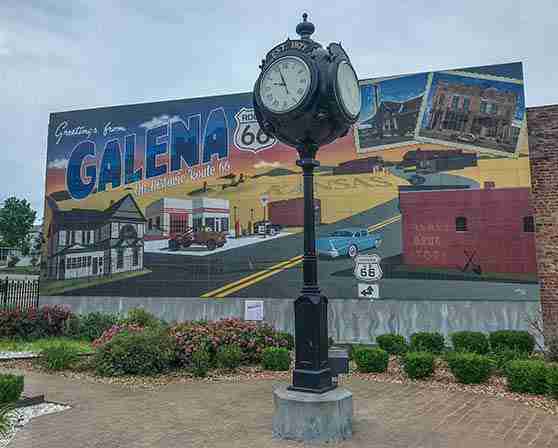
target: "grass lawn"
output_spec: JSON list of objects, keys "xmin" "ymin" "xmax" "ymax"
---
[
  {"xmin": 0, "ymin": 337, "xmax": 93, "ymax": 354},
  {"xmin": 0, "ymin": 266, "xmax": 40, "ymax": 275}
]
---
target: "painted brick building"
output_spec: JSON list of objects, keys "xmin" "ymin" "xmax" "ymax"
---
[
  {"xmin": 399, "ymin": 148, "xmax": 477, "ymax": 173},
  {"xmin": 333, "ymin": 156, "xmax": 383, "ymax": 175},
  {"xmin": 399, "ymin": 187, "xmax": 536, "ymax": 274},
  {"xmin": 425, "ymin": 81, "xmax": 521, "ymax": 147},
  {"xmin": 268, "ymin": 198, "xmax": 322, "ymax": 227}
]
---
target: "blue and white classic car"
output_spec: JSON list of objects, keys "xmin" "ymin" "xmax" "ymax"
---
[{"xmin": 316, "ymin": 227, "xmax": 382, "ymax": 258}]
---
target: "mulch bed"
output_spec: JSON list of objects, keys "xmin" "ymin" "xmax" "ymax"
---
[{"xmin": 2, "ymin": 356, "xmax": 557, "ymax": 415}]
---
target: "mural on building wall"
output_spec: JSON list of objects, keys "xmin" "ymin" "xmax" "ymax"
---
[{"xmin": 42, "ymin": 62, "xmax": 538, "ymax": 301}]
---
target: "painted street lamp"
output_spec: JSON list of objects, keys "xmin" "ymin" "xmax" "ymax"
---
[{"xmin": 253, "ymin": 13, "xmax": 361, "ymax": 393}]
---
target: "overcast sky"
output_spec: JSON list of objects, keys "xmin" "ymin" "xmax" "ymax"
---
[{"xmin": 1, "ymin": 0, "xmax": 557, "ymax": 220}]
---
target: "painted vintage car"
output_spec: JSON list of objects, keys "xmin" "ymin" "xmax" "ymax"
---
[{"xmin": 316, "ymin": 227, "xmax": 382, "ymax": 259}]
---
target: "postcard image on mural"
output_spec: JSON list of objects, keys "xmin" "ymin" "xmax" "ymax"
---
[{"xmin": 43, "ymin": 62, "xmax": 538, "ymax": 301}]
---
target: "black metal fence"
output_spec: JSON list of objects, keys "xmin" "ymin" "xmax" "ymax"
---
[{"xmin": 0, "ymin": 278, "xmax": 40, "ymax": 310}]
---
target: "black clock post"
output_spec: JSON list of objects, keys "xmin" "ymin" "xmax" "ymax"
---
[{"xmin": 254, "ymin": 14, "xmax": 360, "ymax": 395}]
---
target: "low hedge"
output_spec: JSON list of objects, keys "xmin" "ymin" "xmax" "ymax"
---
[
  {"xmin": 446, "ymin": 352, "xmax": 493, "ymax": 384},
  {"xmin": 410, "ymin": 332, "xmax": 445, "ymax": 354},
  {"xmin": 94, "ymin": 329, "xmax": 176, "ymax": 377},
  {"xmin": 489, "ymin": 330, "xmax": 535, "ymax": 354},
  {"xmin": 353, "ymin": 347, "xmax": 389, "ymax": 373},
  {"xmin": 0, "ymin": 374, "xmax": 24, "ymax": 404},
  {"xmin": 505, "ymin": 359, "xmax": 548, "ymax": 394},
  {"xmin": 490, "ymin": 348, "xmax": 531, "ymax": 372},
  {"xmin": 547, "ymin": 364, "xmax": 558, "ymax": 399},
  {"xmin": 402, "ymin": 352, "xmax": 435, "ymax": 379},
  {"xmin": 450, "ymin": 332, "xmax": 489, "ymax": 355},
  {"xmin": 261, "ymin": 347, "xmax": 291, "ymax": 371},
  {"xmin": 376, "ymin": 334, "xmax": 408, "ymax": 355}
]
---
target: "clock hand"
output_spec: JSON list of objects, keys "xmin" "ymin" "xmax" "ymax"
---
[{"xmin": 278, "ymin": 69, "xmax": 289, "ymax": 94}]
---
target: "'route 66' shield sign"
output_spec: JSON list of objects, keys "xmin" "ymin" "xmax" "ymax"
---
[
  {"xmin": 354, "ymin": 254, "xmax": 383, "ymax": 282},
  {"xmin": 234, "ymin": 107, "xmax": 276, "ymax": 152}
]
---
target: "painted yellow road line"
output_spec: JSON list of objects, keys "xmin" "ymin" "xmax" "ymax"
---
[
  {"xmin": 214, "ymin": 257, "xmax": 303, "ymax": 298},
  {"xmin": 200, "ymin": 255, "xmax": 303, "ymax": 298},
  {"xmin": 202, "ymin": 214, "xmax": 402, "ymax": 298},
  {"xmin": 368, "ymin": 214, "xmax": 401, "ymax": 232}
]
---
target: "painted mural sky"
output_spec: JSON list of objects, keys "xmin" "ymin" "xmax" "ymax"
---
[
  {"xmin": 376, "ymin": 73, "xmax": 429, "ymax": 103},
  {"xmin": 46, "ymin": 62, "xmax": 526, "ymax": 200}
]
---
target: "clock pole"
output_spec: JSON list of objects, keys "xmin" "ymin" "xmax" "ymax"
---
[{"xmin": 290, "ymin": 142, "xmax": 334, "ymax": 394}]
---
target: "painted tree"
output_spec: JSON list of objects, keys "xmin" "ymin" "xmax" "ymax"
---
[{"xmin": 0, "ymin": 197, "xmax": 37, "ymax": 255}]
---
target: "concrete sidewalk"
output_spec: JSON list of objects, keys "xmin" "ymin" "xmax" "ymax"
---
[{"xmin": 6, "ymin": 370, "xmax": 558, "ymax": 448}]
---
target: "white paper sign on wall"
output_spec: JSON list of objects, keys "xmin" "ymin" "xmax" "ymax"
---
[{"xmin": 244, "ymin": 300, "xmax": 264, "ymax": 321}]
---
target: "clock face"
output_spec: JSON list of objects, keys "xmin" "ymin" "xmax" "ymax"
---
[
  {"xmin": 336, "ymin": 61, "xmax": 361, "ymax": 118},
  {"xmin": 260, "ymin": 56, "xmax": 311, "ymax": 114}
]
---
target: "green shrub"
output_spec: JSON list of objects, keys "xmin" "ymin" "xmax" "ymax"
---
[
  {"xmin": 505, "ymin": 359, "xmax": 548, "ymax": 394},
  {"xmin": 215, "ymin": 345, "xmax": 242, "ymax": 371},
  {"xmin": 41, "ymin": 342, "xmax": 80, "ymax": 371},
  {"xmin": 490, "ymin": 348, "xmax": 531, "ymax": 371},
  {"xmin": 450, "ymin": 331, "xmax": 489, "ymax": 355},
  {"xmin": 410, "ymin": 332, "xmax": 445, "ymax": 354},
  {"xmin": 79, "ymin": 312, "xmax": 120, "ymax": 342},
  {"xmin": 124, "ymin": 308, "xmax": 162, "ymax": 329},
  {"xmin": 376, "ymin": 334, "xmax": 408, "ymax": 355},
  {"xmin": 0, "ymin": 374, "xmax": 24, "ymax": 404},
  {"xmin": 94, "ymin": 329, "xmax": 175, "ymax": 376},
  {"xmin": 446, "ymin": 352, "xmax": 493, "ymax": 384},
  {"xmin": 261, "ymin": 347, "xmax": 291, "ymax": 371},
  {"xmin": 191, "ymin": 345, "xmax": 212, "ymax": 377},
  {"xmin": 402, "ymin": 352, "xmax": 435, "ymax": 379},
  {"xmin": 0, "ymin": 403, "xmax": 12, "ymax": 437},
  {"xmin": 545, "ymin": 336, "xmax": 558, "ymax": 363},
  {"xmin": 353, "ymin": 347, "xmax": 389, "ymax": 373},
  {"xmin": 547, "ymin": 364, "xmax": 558, "ymax": 399},
  {"xmin": 489, "ymin": 330, "xmax": 535, "ymax": 354}
]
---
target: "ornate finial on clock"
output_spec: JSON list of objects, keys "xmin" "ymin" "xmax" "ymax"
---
[{"xmin": 296, "ymin": 13, "xmax": 315, "ymax": 40}]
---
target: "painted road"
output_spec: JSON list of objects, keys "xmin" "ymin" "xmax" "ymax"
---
[{"xmin": 68, "ymin": 170, "xmax": 539, "ymax": 301}]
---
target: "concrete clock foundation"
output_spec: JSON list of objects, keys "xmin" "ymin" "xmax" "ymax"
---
[{"xmin": 272, "ymin": 384, "xmax": 353, "ymax": 443}]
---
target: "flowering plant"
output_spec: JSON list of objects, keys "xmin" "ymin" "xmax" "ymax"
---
[
  {"xmin": 170, "ymin": 318, "xmax": 292, "ymax": 367},
  {"xmin": 92, "ymin": 324, "xmax": 144, "ymax": 348}
]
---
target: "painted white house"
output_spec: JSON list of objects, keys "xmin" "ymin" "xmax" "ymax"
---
[
  {"xmin": 46, "ymin": 194, "xmax": 146, "ymax": 280},
  {"xmin": 145, "ymin": 197, "xmax": 230, "ymax": 237}
]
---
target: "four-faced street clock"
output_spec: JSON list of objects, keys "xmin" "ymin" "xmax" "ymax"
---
[
  {"xmin": 253, "ymin": 13, "xmax": 360, "ymax": 151},
  {"xmin": 253, "ymin": 14, "xmax": 361, "ymax": 394}
]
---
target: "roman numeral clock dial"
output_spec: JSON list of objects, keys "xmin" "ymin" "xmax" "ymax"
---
[{"xmin": 260, "ymin": 56, "xmax": 311, "ymax": 113}]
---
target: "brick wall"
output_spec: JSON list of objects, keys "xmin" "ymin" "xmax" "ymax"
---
[
  {"xmin": 527, "ymin": 105, "xmax": 558, "ymax": 338},
  {"xmin": 399, "ymin": 188, "xmax": 536, "ymax": 274}
]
